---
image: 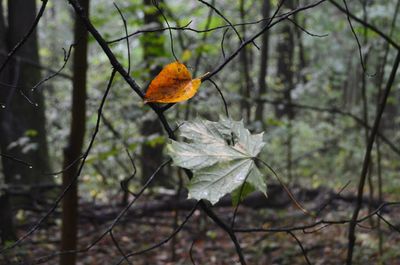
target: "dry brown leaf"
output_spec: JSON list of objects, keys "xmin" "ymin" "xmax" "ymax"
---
[{"xmin": 144, "ymin": 61, "xmax": 202, "ymax": 103}]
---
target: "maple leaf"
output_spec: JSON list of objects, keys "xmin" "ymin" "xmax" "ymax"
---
[
  {"xmin": 144, "ymin": 61, "xmax": 202, "ymax": 103},
  {"xmin": 167, "ymin": 117, "xmax": 267, "ymax": 205}
]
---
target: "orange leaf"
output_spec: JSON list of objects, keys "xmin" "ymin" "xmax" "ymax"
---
[{"xmin": 144, "ymin": 61, "xmax": 202, "ymax": 103}]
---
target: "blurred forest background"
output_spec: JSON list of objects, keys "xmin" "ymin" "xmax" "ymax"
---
[{"xmin": 0, "ymin": 0, "xmax": 399, "ymax": 264}]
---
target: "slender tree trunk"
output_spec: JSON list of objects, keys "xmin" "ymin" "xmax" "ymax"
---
[
  {"xmin": 60, "ymin": 1, "xmax": 89, "ymax": 264},
  {"xmin": 275, "ymin": 1, "xmax": 295, "ymax": 180},
  {"xmin": 239, "ymin": 0, "xmax": 252, "ymax": 122},
  {"xmin": 140, "ymin": 0, "xmax": 168, "ymax": 186},
  {"xmin": 374, "ymin": 0, "xmax": 400, "ymax": 260},
  {"xmin": 358, "ymin": 0, "xmax": 376, "ymax": 227},
  {"xmin": 294, "ymin": 14, "xmax": 307, "ymax": 84},
  {"xmin": 275, "ymin": 9, "xmax": 294, "ymax": 118},
  {"xmin": 255, "ymin": 0, "xmax": 270, "ymax": 123}
]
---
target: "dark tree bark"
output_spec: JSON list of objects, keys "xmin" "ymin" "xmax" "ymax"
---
[
  {"xmin": 0, "ymin": 0, "xmax": 51, "ymax": 186},
  {"xmin": 275, "ymin": 1, "xmax": 295, "ymax": 180},
  {"xmin": 0, "ymin": 1, "xmax": 16, "ymax": 245},
  {"xmin": 0, "ymin": 193, "xmax": 15, "ymax": 244},
  {"xmin": 239, "ymin": 0, "xmax": 252, "ymax": 122},
  {"xmin": 0, "ymin": 0, "xmax": 50, "ymax": 244},
  {"xmin": 374, "ymin": 0, "xmax": 400, "ymax": 132},
  {"xmin": 275, "ymin": 8, "xmax": 294, "ymax": 119},
  {"xmin": 294, "ymin": 14, "xmax": 307, "ymax": 84},
  {"xmin": 255, "ymin": 0, "xmax": 271, "ymax": 123},
  {"xmin": 140, "ymin": 0, "xmax": 168, "ymax": 186},
  {"xmin": 60, "ymin": 0, "xmax": 89, "ymax": 264}
]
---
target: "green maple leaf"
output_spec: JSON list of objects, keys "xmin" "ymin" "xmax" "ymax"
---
[{"xmin": 166, "ymin": 117, "xmax": 267, "ymax": 205}]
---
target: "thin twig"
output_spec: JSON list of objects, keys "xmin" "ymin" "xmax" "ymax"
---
[
  {"xmin": 33, "ymin": 159, "xmax": 171, "ymax": 264},
  {"xmin": 341, "ymin": 0, "xmax": 372, "ymax": 75},
  {"xmin": 287, "ymin": 231, "xmax": 312, "ymax": 265},
  {"xmin": 113, "ymin": 2, "xmax": 131, "ymax": 74},
  {"xmin": 153, "ymin": 1, "xmax": 178, "ymax": 62},
  {"xmin": 198, "ymin": 0, "xmax": 243, "ymax": 43},
  {"xmin": 110, "ymin": 230, "xmax": 133, "ymax": 265},
  {"xmin": 256, "ymin": 157, "xmax": 313, "ymax": 217},
  {"xmin": 0, "ymin": 153, "xmax": 33, "ymax": 168},
  {"xmin": 0, "ymin": 69, "xmax": 117, "ymax": 254},
  {"xmin": 346, "ymin": 50, "xmax": 400, "ymax": 265},
  {"xmin": 0, "ymin": 0, "xmax": 49, "ymax": 75},
  {"xmin": 114, "ymin": 202, "xmax": 200, "ymax": 265},
  {"xmin": 189, "ymin": 239, "xmax": 197, "ymax": 265},
  {"xmin": 32, "ymin": 44, "xmax": 75, "ymax": 91},
  {"xmin": 329, "ymin": 0, "xmax": 400, "ymax": 50},
  {"xmin": 208, "ymin": 78, "xmax": 229, "ymax": 117}
]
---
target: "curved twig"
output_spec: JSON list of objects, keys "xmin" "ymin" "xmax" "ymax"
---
[{"xmin": 0, "ymin": 0, "xmax": 49, "ymax": 75}]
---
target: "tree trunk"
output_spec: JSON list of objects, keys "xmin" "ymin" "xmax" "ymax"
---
[
  {"xmin": 0, "ymin": 0, "xmax": 51, "ymax": 186},
  {"xmin": 60, "ymin": 0, "xmax": 89, "ymax": 264},
  {"xmin": 239, "ymin": 0, "xmax": 252, "ymax": 122},
  {"xmin": 0, "ymin": 0, "xmax": 16, "ymax": 245},
  {"xmin": 275, "ymin": 1, "xmax": 295, "ymax": 180},
  {"xmin": 140, "ymin": 0, "xmax": 168, "ymax": 186},
  {"xmin": 294, "ymin": 14, "xmax": 307, "ymax": 84},
  {"xmin": 0, "ymin": 0, "xmax": 50, "ymax": 244},
  {"xmin": 0, "ymin": 192, "xmax": 16, "ymax": 245},
  {"xmin": 255, "ymin": 0, "xmax": 271, "ymax": 124},
  {"xmin": 275, "ymin": 14, "xmax": 294, "ymax": 118}
]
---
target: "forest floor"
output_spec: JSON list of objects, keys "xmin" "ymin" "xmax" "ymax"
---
[{"xmin": 2, "ymin": 186, "xmax": 400, "ymax": 265}]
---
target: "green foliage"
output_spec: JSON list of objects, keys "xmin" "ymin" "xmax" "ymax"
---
[
  {"xmin": 167, "ymin": 117, "xmax": 267, "ymax": 205},
  {"xmin": 24, "ymin": 129, "xmax": 38, "ymax": 137},
  {"xmin": 231, "ymin": 182, "xmax": 255, "ymax": 206}
]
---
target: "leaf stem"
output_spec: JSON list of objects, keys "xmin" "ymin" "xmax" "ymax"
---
[{"xmin": 255, "ymin": 157, "xmax": 314, "ymax": 217}]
